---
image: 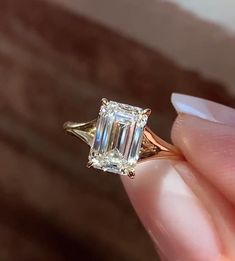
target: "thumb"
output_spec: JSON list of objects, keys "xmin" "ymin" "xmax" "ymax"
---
[{"xmin": 121, "ymin": 160, "xmax": 222, "ymax": 260}]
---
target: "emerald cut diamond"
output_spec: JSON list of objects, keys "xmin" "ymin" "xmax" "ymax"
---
[{"xmin": 88, "ymin": 100, "xmax": 149, "ymax": 175}]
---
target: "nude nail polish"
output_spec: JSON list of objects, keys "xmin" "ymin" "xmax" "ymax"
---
[{"xmin": 171, "ymin": 93, "xmax": 235, "ymax": 126}]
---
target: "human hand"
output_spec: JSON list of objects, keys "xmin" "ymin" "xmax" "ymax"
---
[{"xmin": 122, "ymin": 93, "xmax": 235, "ymax": 261}]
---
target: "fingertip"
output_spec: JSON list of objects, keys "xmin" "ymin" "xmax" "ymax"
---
[{"xmin": 171, "ymin": 113, "xmax": 235, "ymax": 206}]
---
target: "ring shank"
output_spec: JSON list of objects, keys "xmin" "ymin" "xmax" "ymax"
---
[{"xmin": 139, "ymin": 127, "xmax": 184, "ymax": 161}]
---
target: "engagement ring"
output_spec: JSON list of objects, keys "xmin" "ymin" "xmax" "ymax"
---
[{"xmin": 63, "ymin": 98, "xmax": 183, "ymax": 178}]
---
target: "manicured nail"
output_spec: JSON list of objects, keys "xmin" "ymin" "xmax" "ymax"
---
[
  {"xmin": 171, "ymin": 93, "xmax": 235, "ymax": 126},
  {"xmin": 121, "ymin": 160, "xmax": 221, "ymax": 260}
]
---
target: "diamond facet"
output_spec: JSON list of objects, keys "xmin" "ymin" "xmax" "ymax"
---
[{"xmin": 88, "ymin": 100, "xmax": 149, "ymax": 175}]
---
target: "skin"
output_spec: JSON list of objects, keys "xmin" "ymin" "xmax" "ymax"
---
[{"xmin": 121, "ymin": 114, "xmax": 235, "ymax": 261}]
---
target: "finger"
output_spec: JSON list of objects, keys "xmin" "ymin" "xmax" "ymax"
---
[
  {"xmin": 174, "ymin": 162, "xmax": 235, "ymax": 259},
  {"xmin": 121, "ymin": 160, "xmax": 223, "ymax": 261},
  {"xmin": 171, "ymin": 93, "xmax": 235, "ymax": 205}
]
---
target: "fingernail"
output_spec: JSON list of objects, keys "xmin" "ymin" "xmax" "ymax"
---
[
  {"xmin": 121, "ymin": 160, "xmax": 221, "ymax": 261},
  {"xmin": 171, "ymin": 93, "xmax": 235, "ymax": 126}
]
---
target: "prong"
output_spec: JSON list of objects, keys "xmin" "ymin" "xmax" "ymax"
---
[
  {"xmin": 101, "ymin": 98, "xmax": 109, "ymax": 105},
  {"xmin": 87, "ymin": 161, "xmax": 93, "ymax": 168},
  {"xmin": 128, "ymin": 171, "xmax": 135, "ymax": 179},
  {"xmin": 143, "ymin": 108, "xmax": 151, "ymax": 116}
]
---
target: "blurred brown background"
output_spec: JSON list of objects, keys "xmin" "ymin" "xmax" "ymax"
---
[{"xmin": 0, "ymin": 0, "xmax": 235, "ymax": 260}]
